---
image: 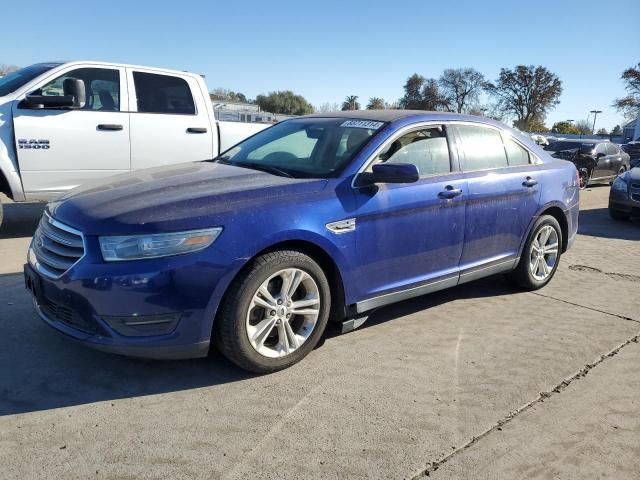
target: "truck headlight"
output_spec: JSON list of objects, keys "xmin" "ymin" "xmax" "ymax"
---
[
  {"xmin": 612, "ymin": 175, "xmax": 628, "ymax": 193},
  {"xmin": 99, "ymin": 227, "xmax": 222, "ymax": 261}
]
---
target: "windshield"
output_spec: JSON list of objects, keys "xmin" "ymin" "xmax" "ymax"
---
[
  {"xmin": 216, "ymin": 118, "xmax": 385, "ymax": 178},
  {"xmin": 0, "ymin": 63, "xmax": 61, "ymax": 97},
  {"xmin": 545, "ymin": 141, "xmax": 594, "ymax": 153}
]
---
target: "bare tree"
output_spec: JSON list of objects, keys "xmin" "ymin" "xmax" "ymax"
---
[
  {"xmin": 0, "ymin": 64, "xmax": 19, "ymax": 76},
  {"xmin": 485, "ymin": 65, "xmax": 562, "ymax": 130},
  {"xmin": 574, "ymin": 119, "xmax": 592, "ymax": 135},
  {"xmin": 613, "ymin": 63, "xmax": 640, "ymax": 120},
  {"xmin": 317, "ymin": 102, "xmax": 340, "ymax": 113},
  {"xmin": 438, "ymin": 68, "xmax": 485, "ymax": 113}
]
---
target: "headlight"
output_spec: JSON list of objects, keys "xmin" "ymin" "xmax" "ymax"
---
[
  {"xmin": 612, "ymin": 175, "xmax": 628, "ymax": 193},
  {"xmin": 99, "ymin": 227, "xmax": 222, "ymax": 261}
]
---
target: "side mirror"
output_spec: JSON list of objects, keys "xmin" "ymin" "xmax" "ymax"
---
[
  {"xmin": 21, "ymin": 78, "xmax": 86, "ymax": 109},
  {"xmin": 355, "ymin": 163, "xmax": 420, "ymax": 187}
]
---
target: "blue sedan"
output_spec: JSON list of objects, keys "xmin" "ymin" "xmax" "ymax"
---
[{"xmin": 24, "ymin": 111, "xmax": 580, "ymax": 372}]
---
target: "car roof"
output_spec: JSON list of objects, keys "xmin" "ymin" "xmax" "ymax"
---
[{"xmin": 300, "ymin": 109, "xmax": 495, "ymax": 124}]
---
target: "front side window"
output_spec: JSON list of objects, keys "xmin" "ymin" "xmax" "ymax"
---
[
  {"xmin": 217, "ymin": 118, "xmax": 383, "ymax": 178},
  {"xmin": 371, "ymin": 126, "xmax": 451, "ymax": 177},
  {"xmin": 37, "ymin": 68, "xmax": 120, "ymax": 111},
  {"xmin": 595, "ymin": 143, "xmax": 607, "ymax": 155},
  {"xmin": 133, "ymin": 72, "xmax": 195, "ymax": 114},
  {"xmin": 606, "ymin": 143, "xmax": 619, "ymax": 155},
  {"xmin": 457, "ymin": 124, "xmax": 508, "ymax": 170},
  {"xmin": 504, "ymin": 138, "xmax": 530, "ymax": 166}
]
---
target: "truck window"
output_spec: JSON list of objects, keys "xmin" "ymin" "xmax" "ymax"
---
[
  {"xmin": 37, "ymin": 68, "xmax": 120, "ymax": 111},
  {"xmin": 133, "ymin": 72, "xmax": 196, "ymax": 115}
]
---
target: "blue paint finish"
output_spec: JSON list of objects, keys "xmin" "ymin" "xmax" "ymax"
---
[{"xmin": 26, "ymin": 112, "xmax": 580, "ymax": 358}]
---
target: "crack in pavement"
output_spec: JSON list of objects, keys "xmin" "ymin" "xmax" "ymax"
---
[
  {"xmin": 411, "ymin": 330, "xmax": 640, "ymax": 479},
  {"xmin": 530, "ymin": 291, "xmax": 640, "ymax": 324}
]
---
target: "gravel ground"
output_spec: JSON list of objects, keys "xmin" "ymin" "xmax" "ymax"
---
[{"xmin": 0, "ymin": 185, "xmax": 638, "ymax": 479}]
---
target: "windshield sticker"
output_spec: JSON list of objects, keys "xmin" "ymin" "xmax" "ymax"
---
[{"xmin": 340, "ymin": 120, "xmax": 384, "ymax": 130}]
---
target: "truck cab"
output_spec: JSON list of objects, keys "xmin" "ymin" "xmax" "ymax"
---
[{"xmin": 0, "ymin": 61, "xmax": 266, "ymax": 210}]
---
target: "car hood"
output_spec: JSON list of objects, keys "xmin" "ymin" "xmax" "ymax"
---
[{"xmin": 48, "ymin": 162, "xmax": 328, "ymax": 235}]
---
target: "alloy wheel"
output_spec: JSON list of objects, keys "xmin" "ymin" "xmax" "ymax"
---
[
  {"xmin": 529, "ymin": 225, "xmax": 559, "ymax": 281},
  {"xmin": 245, "ymin": 268, "xmax": 320, "ymax": 358}
]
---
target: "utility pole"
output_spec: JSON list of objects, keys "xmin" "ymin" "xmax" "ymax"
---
[{"xmin": 589, "ymin": 110, "xmax": 602, "ymax": 135}]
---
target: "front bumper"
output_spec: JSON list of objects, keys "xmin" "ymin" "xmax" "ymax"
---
[
  {"xmin": 24, "ymin": 239, "xmax": 239, "ymax": 359},
  {"xmin": 609, "ymin": 187, "xmax": 640, "ymax": 216}
]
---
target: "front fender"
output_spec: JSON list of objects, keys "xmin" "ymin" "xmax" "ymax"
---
[{"xmin": 0, "ymin": 99, "xmax": 25, "ymax": 200}]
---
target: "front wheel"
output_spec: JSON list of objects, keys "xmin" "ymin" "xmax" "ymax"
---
[
  {"xmin": 507, "ymin": 215, "xmax": 562, "ymax": 290},
  {"xmin": 610, "ymin": 166, "xmax": 626, "ymax": 185},
  {"xmin": 578, "ymin": 168, "xmax": 590, "ymax": 190},
  {"xmin": 214, "ymin": 250, "xmax": 331, "ymax": 373}
]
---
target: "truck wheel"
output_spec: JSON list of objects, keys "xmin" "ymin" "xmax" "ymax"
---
[
  {"xmin": 507, "ymin": 215, "xmax": 562, "ymax": 291},
  {"xmin": 214, "ymin": 250, "xmax": 331, "ymax": 373},
  {"xmin": 0, "ymin": 197, "xmax": 3, "ymax": 229}
]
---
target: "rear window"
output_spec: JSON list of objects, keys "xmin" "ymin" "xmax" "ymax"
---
[
  {"xmin": 133, "ymin": 72, "xmax": 195, "ymax": 115},
  {"xmin": 545, "ymin": 141, "xmax": 594, "ymax": 153}
]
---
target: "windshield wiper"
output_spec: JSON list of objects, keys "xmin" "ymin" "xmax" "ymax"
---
[{"xmin": 232, "ymin": 162, "xmax": 294, "ymax": 178}]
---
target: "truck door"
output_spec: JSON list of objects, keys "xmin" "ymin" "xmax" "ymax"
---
[
  {"xmin": 13, "ymin": 66, "xmax": 130, "ymax": 199},
  {"xmin": 127, "ymin": 69, "xmax": 214, "ymax": 170}
]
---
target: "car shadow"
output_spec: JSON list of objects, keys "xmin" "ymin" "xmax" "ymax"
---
[
  {"xmin": 578, "ymin": 208, "xmax": 640, "ymax": 240},
  {"xmin": 0, "ymin": 200, "xmax": 46, "ymax": 240},
  {"xmin": 1, "ymin": 271, "xmax": 519, "ymax": 417}
]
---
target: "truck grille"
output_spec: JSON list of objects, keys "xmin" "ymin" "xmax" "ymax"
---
[{"xmin": 31, "ymin": 213, "xmax": 85, "ymax": 278}]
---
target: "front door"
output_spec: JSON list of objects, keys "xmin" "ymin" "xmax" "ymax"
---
[
  {"xmin": 127, "ymin": 69, "xmax": 214, "ymax": 170},
  {"xmin": 353, "ymin": 124, "xmax": 466, "ymax": 305},
  {"xmin": 13, "ymin": 66, "xmax": 130, "ymax": 199},
  {"xmin": 454, "ymin": 124, "xmax": 541, "ymax": 275}
]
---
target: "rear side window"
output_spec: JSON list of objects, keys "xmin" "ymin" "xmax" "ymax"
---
[
  {"xmin": 606, "ymin": 143, "xmax": 619, "ymax": 155},
  {"xmin": 133, "ymin": 72, "xmax": 195, "ymax": 115},
  {"xmin": 504, "ymin": 138, "xmax": 530, "ymax": 166},
  {"xmin": 457, "ymin": 125, "xmax": 508, "ymax": 170}
]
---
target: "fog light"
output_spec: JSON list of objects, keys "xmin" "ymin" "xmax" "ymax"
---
[{"xmin": 102, "ymin": 313, "xmax": 181, "ymax": 336}]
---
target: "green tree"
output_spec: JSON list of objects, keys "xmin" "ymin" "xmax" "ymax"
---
[
  {"xmin": 611, "ymin": 125, "xmax": 623, "ymax": 136},
  {"xmin": 341, "ymin": 95, "xmax": 360, "ymax": 111},
  {"xmin": 255, "ymin": 91, "xmax": 314, "ymax": 115},
  {"xmin": 399, "ymin": 74, "xmax": 450, "ymax": 111},
  {"xmin": 366, "ymin": 97, "xmax": 385, "ymax": 110},
  {"xmin": 521, "ymin": 117, "xmax": 549, "ymax": 132},
  {"xmin": 438, "ymin": 68, "xmax": 485, "ymax": 113},
  {"xmin": 596, "ymin": 127, "xmax": 608, "ymax": 135},
  {"xmin": 613, "ymin": 63, "xmax": 640, "ymax": 120},
  {"xmin": 551, "ymin": 121, "xmax": 580, "ymax": 135},
  {"xmin": 485, "ymin": 65, "xmax": 562, "ymax": 129}
]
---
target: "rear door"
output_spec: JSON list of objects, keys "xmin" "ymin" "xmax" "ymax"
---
[
  {"xmin": 593, "ymin": 143, "xmax": 611, "ymax": 178},
  {"xmin": 454, "ymin": 123, "xmax": 541, "ymax": 279},
  {"xmin": 13, "ymin": 66, "xmax": 129, "ymax": 197},
  {"xmin": 128, "ymin": 69, "xmax": 214, "ymax": 170}
]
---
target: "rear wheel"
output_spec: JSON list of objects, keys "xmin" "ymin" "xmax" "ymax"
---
[
  {"xmin": 214, "ymin": 250, "xmax": 331, "ymax": 373},
  {"xmin": 507, "ymin": 215, "xmax": 562, "ymax": 290}
]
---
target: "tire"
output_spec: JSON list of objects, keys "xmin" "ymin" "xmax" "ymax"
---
[
  {"xmin": 578, "ymin": 168, "xmax": 590, "ymax": 190},
  {"xmin": 507, "ymin": 215, "xmax": 562, "ymax": 291},
  {"xmin": 609, "ymin": 208, "xmax": 629, "ymax": 221},
  {"xmin": 214, "ymin": 250, "xmax": 331, "ymax": 373},
  {"xmin": 0, "ymin": 197, "xmax": 3, "ymax": 230}
]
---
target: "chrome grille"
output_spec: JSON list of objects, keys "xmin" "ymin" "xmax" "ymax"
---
[{"xmin": 31, "ymin": 213, "xmax": 85, "ymax": 278}]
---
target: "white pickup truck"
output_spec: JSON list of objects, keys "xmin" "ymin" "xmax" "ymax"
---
[{"xmin": 0, "ymin": 61, "xmax": 268, "ymax": 224}]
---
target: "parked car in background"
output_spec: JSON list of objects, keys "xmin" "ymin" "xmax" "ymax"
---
[
  {"xmin": 0, "ymin": 61, "xmax": 268, "ymax": 227},
  {"xmin": 609, "ymin": 166, "xmax": 640, "ymax": 220},
  {"xmin": 24, "ymin": 111, "xmax": 580, "ymax": 372},
  {"xmin": 621, "ymin": 141, "xmax": 640, "ymax": 169},
  {"xmin": 544, "ymin": 139, "xmax": 630, "ymax": 189}
]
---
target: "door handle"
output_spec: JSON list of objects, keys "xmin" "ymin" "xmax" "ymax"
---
[
  {"xmin": 187, "ymin": 127, "xmax": 208, "ymax": 133},
  {"xmin": 522, "ymin": 177, "xmax": 538, "ymax": 187},
  {"xmin": 438, "ymin": 185, "xmax": 463, "ymax": 199},
  {"xmin": 97, "ymin": 124, "xmax": 123, "ymax": 131}
]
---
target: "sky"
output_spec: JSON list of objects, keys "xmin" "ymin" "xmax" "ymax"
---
[{"xmin": 1, "ymin": 0, "xmax": 638, "ymax": 131}]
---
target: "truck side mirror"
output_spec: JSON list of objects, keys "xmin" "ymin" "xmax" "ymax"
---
[{"xmin": 21, "ymin": 78, "xmax": 86, "ymax": 110}]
